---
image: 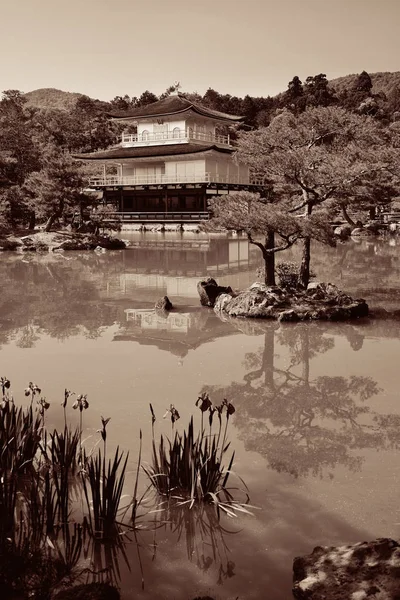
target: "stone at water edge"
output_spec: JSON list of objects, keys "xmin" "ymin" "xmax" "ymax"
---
[
  {"xmin": 292, "ymin": 538, "xmax": 400, "ymax": 599},
  {"xmin": 333, "ymin": 224, "xmax": 352, "ymax": 239},
  {"xmin": 155, "ymin": 296, "xmax": 173, "ymax": 311},
  {"xmin": 197, "ymin": 277, "xmax": 234, "ymax": 308}
]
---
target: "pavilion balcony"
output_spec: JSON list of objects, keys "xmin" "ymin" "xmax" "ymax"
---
[
  {"xmin": 88, "ymin": 174, "xmax": 265, "ymax": 187},
  {"xmin": 121, "ymin": 130, "xmax": 231, "ymax": 147}
]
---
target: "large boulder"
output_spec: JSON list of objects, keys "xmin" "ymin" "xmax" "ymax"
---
[
  {"xmin": 333, "ymin": 225, "xmax": 352, "ymax": 239},
  {"xmin": 293, "ymin": 538, "xmax": 400, "ymax": 599},
  {"xmin": 53, "ymin": 582, "xmax": 120, "ymax": 600},
  {"xmin": 197, "ymin": 278, "xmax": 234, "ymax": 308},
  {"xmin": 155, "ymin": 296, "xmax": 173, "ymax": 311},
  {"xmin": 213, "ymin": 282, "xmax": 368, "ymax": 321}
]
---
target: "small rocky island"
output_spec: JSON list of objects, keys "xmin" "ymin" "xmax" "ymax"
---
[
  {"xmin": 197, "ymin": 278, "xmax": 368, "ymax": 321},
  {"xmin": 0, "ymin": 231, "xmax": 126, "ymax": 252}
]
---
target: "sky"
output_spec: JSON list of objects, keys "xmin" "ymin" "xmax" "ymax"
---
[{"xmin": 1, "ymin": 0, "xmax": 399, "ymax": 101}]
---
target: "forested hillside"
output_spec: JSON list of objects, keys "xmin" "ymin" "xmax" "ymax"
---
[
  {"xmin": 330, "ymin": 71, "xmax": 400, "ymax": 98},
  {"xmin": 24, "ymin": 88, "xmax": 84, "ymax": 111},
  {"xmin": 1, "ymin": 71, "xmax": 399, "ymax": 231}
]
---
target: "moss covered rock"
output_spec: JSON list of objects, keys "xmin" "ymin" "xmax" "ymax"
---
[{"xmin": 293, "ymin": 538, "xmax": 400, "ymax": 599}]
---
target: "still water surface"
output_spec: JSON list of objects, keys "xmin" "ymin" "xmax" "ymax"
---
[{"xmin": 1, "ymin": 233, "xmax": 400, "ymax": 599}]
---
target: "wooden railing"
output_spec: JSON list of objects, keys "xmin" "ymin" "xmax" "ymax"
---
[
  {"xmin": 121, "ymin": 130, "xmax": 231, "ymax": 146},
  {"xmin": 89, "ymin": 174, "xmax": 210, "ymax": 186},
  {"xmin": 89, "ymin": 174, "xmax": 265, "ymax": 186},
  {"xmin": 101, "ymin": 211, "xmax": 209, "ymax": 222}
]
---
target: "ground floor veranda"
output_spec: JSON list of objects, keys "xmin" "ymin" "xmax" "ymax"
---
[{"xmin": 95, "ymin": 182, "xmax": 264, "ymax": 223}]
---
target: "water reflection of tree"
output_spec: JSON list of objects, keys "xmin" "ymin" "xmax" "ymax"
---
[
  {"xmin": 0, "ymin": 255, "xmax": 120, "ymax": 347},
  {"xmin": 283, "ymin": 239, "xmax": 400, "ymax": 305},
  {"xmin": 200, "ymin": 321, "xmax": 396, "ymax": 479}
]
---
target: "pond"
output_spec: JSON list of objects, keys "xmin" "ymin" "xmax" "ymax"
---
[{"xmin": 1, "ymin": 233, "xmax": 400, "ymax": 599}]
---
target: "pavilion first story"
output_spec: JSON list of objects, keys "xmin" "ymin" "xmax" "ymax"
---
[{"xmin": 95, "ymin": 182, "xmax": 264, "ymax": 223}]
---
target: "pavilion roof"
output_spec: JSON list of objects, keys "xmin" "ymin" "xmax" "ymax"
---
[
  {"xmin": 106, "ymin": 94, "xmax": 243, "ymax": 123},
  {"xmin": 74, "ymin": 143, "xmax": 233, "ymax": 161}
]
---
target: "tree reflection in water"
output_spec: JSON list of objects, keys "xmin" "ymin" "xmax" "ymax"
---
[
  {"xmin": 199, "ymin": 320, "xmax": 398, "ymax": 479},
  {"xmin": 0, "ymin": 254, "xmax": 121, "ymax": 348}
]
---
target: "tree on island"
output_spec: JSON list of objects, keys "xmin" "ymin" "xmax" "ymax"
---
[
  {"xmin": 235, "ymin": 106, "xmax": 398, "ymax": 287},
  {"xmin": 207, "ymin": 191, "xmax": 334, "ymax": 286}
]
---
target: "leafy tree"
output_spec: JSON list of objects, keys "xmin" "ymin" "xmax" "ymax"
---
[
  {"xmin": 135, "ymin": 90, "xmax": 158, "ymax": 107},
  {"xmin": 284, "ymin": 76, "xmax": 306, "ymax": 114},
  {"xmin": 304, "ymin": 73, "xmax": 336, "ymax": 108},
  {"xmin": 207, "ymin": 191, "xmax": 333, "ymax": 286},
  {"xmin": 24, "ymin": 148, "xmax": 92, "ymax": 231},
  {"xmin": 236, "ymin": 106, "xmax": 396, "ymax": 287},
  {"xmin": 0, "ymin": 90, "xmax": 40, "ymax": 185},
  {"xmin": 109, "ymin": 94, "xmax": 135, "ymax": 111},
  {"xmin": 354, "ymin": 70, "xmax": 373, "ymax": 95}
]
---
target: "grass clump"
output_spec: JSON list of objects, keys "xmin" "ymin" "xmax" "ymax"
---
[{"xmin": 144, "ymin": 397, "xmax": 250, "ymax": 516}]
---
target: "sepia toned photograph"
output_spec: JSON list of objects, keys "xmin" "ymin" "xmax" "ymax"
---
[{"xmin": 0, "ymin": 0, "xmax": 400, "ymax": 598}]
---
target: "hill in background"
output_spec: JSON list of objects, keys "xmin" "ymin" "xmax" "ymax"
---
[
  {"xmin": 330, "ymin": 71, "xmax": 400, "ymax": 97},
  {"xmin": 24, "ymin": 88, "xmax": 84, "ymax": 111}
]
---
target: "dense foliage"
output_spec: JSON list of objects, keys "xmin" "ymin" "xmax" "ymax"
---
[{"xmin": 0, "ymin": 72, "xmax": 399, "ymax": 231}]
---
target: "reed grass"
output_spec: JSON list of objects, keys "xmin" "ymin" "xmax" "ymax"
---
[
  {"xmin": 143, "ymin": 399, "xmax": 248, "ymax": 516},
  {"xmin": 82, "ymin": 419, "xmax": 129, "ymax": 540}
]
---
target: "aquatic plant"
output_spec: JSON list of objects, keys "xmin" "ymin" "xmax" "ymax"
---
[
  {"xmin": 144, "ymin": 400, "xmax": 247, "ymax": 515},
  {"xmin": 82, "ymin": 418, "xmax": 129, "ymax": 540},
  {"xmin": 72, "ymin": 393, "xmax": 89, "ymax": 460},
  {"xmin": 62, "ymin": 388, "xmax": 75, "ymax": 429},
  {"xmin": 24, "ymin": 381, "xmax": 42, "ymax": 405}
]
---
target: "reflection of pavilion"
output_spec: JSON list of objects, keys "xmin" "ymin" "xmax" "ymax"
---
[
  {"xmin": 103, "ymin": 236, "xmax": 259, "ymax": 301},
  {"xmin": 114, "ymin": 307, "xmax": 237, "ymax": 357},
  {"xmin": 125, "ymin": 308, "xmax": 192, "ymax": 333}
]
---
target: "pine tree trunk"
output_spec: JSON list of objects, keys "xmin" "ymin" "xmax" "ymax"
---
[
  {"xmin": 28, "ymin": 212, "xmax": 36, "ymax": 230},
  {"xmin": 342, "ymin": 204, "xmax": 357, "ymax": 227},
  {"xmin": 44, "ymin": 214, "xmax": 57, "ymax": 232},
  {"xmin": 298, "ymin": 237, "xmax": 311, "ymax": 289},
  {"xmin": 264, "ymin": 230, "xmax": 276, "ymax": 286},
  {"xmin": 298, "ymin": 195, "xmax": 312, "ymax": 289}
]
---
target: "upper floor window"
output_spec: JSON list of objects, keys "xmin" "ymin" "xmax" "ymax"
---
[{"xmin": 172, "ymin": 127, "xmax": 181, "ymax": 139}]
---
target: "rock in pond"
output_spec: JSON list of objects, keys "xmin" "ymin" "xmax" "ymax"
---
[
  {"xmin": 155, "ymin": 295, "xmax": 173, "ymax": 311},
  {"xmin": 293, "ymin": 538, "xmax": 400, "ymax": 599},
  {"xmin": 333, "ymin": 224, "xmax": 352, "ymax": 239},
  {"xmin": 197, "ymin": 277, "xmax": 234, "ymax": 308},
  {"xmin": 213, "ymin": 282, "xmax": 368, "ymax": 321}
]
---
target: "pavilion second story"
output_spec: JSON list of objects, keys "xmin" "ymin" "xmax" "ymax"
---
[
  {"xmin": 110, "ymin": 93, "xmax": 240, "ymax": 149},
  {"xmin": 75, "ymin": 93, "xmax": 263, "ymax": 188}
]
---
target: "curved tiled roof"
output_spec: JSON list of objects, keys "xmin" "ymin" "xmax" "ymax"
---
[
  {"xmin": 74, "ymin": 143, "xmax": 234, "ymax": 161},
  {"xmin": 106, "ymin": 94, "xmax": 243, "ymax": 122}
]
